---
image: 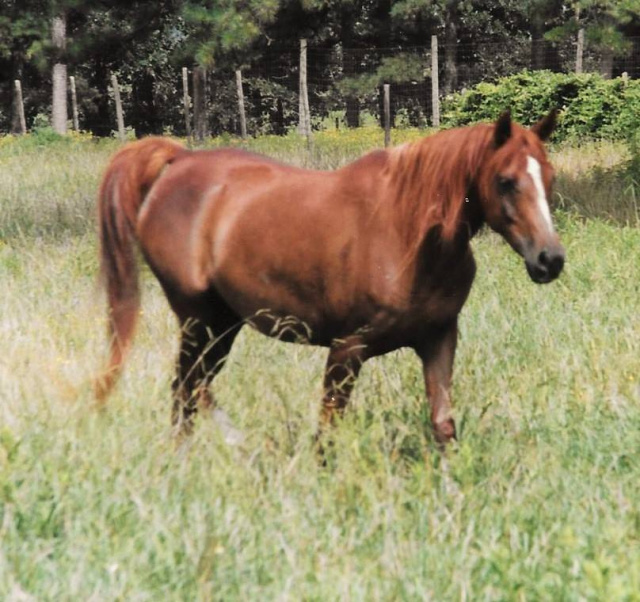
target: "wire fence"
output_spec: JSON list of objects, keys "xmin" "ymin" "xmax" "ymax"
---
[{"xmin": 4, "ymin": 32, "xmax": 640, "ymax": 138}]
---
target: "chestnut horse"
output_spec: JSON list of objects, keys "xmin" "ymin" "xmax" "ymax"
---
[{"xmin": 95, "ymin": 111, "xmax": 565, "ymax": 445}]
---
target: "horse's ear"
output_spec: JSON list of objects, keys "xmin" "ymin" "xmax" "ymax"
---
[
  {"xmin": 532, "ymin": 108, "xmax": 559, "ymax": 142},
  {"xmin": 494, "ymin": 110, "xmax": 512, "ymax": 148}
]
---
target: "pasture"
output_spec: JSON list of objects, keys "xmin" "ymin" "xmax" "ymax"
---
[{"xmin": 1, "ymin": 131, "xmax": 639, "ymax": 600}]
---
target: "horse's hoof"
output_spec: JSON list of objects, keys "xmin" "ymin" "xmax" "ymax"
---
[{"xmin": 433, "ymin": 418, "xmax": 457, "ymax": 449}]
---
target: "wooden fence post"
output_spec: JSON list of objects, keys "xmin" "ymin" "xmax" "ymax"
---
[
  {"xmin": 193, "ymin": 66, "xmax": 208, "ymax": 142},
  {"xmin": 69, "ymin": 76, "xmax": 79, "ymax": 131},
  {"xmin": 383, "ymin": 84, "xmax": 391, "ymax": 148},
  {"xmin": 298, "ymin": 39, "xmax": 311, "ymax": 139},
  {"xmin": 14, "ymin": 80, "xmax": 27, "ymax": 134},
  {"xmin": 110, "ymin": 73, "xmax": 126, "ymax": 141},
  {"xmin": 182, "ymin": 67, "xmax": 192, "ymax": 142},
  {"xmin": 235, "ymin": 69, "xmax": 248, "ymax": 139},
  {"xmin": 431, "ymin": 35, "xmax": 440, "ymax": 128},
  {"xmin": 576, "ymin": 28, "xmax": 585, "ymax": 74},
  {"xmin": 298, "ymin": 39, "xmax": 306, "ymax": 134},
  {"xmin": 51, "ymin": 14, "xmax": 67, "ymax": 135}
]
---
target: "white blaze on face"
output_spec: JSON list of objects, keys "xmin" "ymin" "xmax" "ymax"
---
[{"xmin": 526, "ymin": 156, "xmax": 553, "ymax": 232}]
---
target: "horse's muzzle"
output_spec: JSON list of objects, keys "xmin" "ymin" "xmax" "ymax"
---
[{"xmin": 525, "ymin": 246, "xmax": 565, "ymax": 284}]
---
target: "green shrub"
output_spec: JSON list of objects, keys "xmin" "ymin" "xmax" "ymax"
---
[{"xmin": 442, "ymin": 70, "xmax": 640, "ymax": 142}]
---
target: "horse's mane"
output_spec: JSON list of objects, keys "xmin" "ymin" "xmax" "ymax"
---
[{"xmin": 385, "ymin": 124, "xmax": 496, "ymax": 253}]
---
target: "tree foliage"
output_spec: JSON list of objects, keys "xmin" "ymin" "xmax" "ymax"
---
[
  {"xmin": 1, "ymin": 0, "xmax": 640, "ymax": 135},
  {"xmin": 182, "ymin": 0, "xmax": 279, "ymax": 68}
]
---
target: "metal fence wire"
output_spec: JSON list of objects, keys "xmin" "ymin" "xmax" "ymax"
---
[{"xmin": 4, "ymin": 32, "xmax": 640, "ymax": 137}]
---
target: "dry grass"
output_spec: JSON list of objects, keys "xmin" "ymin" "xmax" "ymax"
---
[{"xmin": 549, "ymin": 139, "xmax": 629, "ymax": 176}]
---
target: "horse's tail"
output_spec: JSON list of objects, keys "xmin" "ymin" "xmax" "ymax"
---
[{"xmin": 95, "ymin": 137, "xmax": 185, "ymax": 402}]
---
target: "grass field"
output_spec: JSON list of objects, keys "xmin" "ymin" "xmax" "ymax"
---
[{"xmin": 1, "ymin": 129, "xmax": 639, "ymax": 600}]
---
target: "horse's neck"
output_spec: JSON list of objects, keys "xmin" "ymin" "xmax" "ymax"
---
[
  {"xmin": 459, "ymin": 183, "xmax": 485, "ymax": 240},
  {"xmin": 388, "ymin": 129, "xmax": 490, "ymax": 253}
]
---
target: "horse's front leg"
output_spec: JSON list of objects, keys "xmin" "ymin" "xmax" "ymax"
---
[
  {"xmin": 318, "ymin": 337, "xmax": 367, "ymax": 433},
  {"xmin": 415, "ymin": 320, "xmax": 458, "ymax": 446}
]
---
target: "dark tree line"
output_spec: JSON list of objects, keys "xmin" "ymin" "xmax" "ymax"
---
[{"xmin": 1, "ymin": 0, "xmax": 640, "ymax": 137}]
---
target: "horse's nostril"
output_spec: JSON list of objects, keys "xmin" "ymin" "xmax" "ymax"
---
[
  {"xmin": 541, "ymin": 250, "xmax": 565, "ymax": 278},
  {"xmin": 551, "ymin": 253, "xmax": 565, "ymax": 274},
  {"xmin": 528, "ymin": 247, "xmax": 564, "ymax": 283}
]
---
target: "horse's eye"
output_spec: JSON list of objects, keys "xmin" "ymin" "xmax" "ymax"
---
[{"xmin": 497, "ymin": 176, "xmax": 517, "ymax": 196}]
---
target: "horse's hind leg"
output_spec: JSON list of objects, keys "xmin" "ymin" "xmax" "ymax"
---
[{"xmin": 171, "ymin": 299, "xmax": 241, "ymax": 437}]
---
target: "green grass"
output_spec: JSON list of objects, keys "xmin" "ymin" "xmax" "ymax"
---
[{"xmin": 1, "ymin": 132, "xmax": 639, "ymax": 600}]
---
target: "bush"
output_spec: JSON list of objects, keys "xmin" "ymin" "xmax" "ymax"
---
[{"xmin": 442, "ymin": 70, "xmax": 640, "ymax": 142}]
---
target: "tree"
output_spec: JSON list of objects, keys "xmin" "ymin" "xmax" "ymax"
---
[
  {"xmin": 51, "ymin": 10, "xmax": 67, "ymax": 133},
  {"xmin": 3, "ymin": 0, "xmax": 640, "ymax": 137},
  {"xmin": 0, "ymin": 0, "xmax": 49, "ymax": 132},
  {"xmin": 65, "ymin": 1, "xmax": 184, "ymax": 136},
  {"xmin": 591, "ymin": 0, "xmax": 640, "ymax": 76},
  {"xmin": 181, "ymin": 0, "xmax": 280, "ymax": 138},
  {"xmin": 391, "ymin": 0, "xmax": 463, "ymax": 95},
  {"xmin": 525, "ymin": 0, "xmax": 564, "ymax": 71},
  {"xmin": 547, "ymin": 1, "xmax": 640, "ymax": 77}
]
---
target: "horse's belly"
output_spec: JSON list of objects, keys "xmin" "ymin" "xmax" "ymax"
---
[
  {"xmin": 209, "ymin": 266, "xmax": 340, "ymax": 346},
  {"xmin": 246, "ymin": 310, "xmax": 334, "ymax": 346}
]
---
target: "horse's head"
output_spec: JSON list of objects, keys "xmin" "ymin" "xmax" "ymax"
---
[{"xmin": 479, "ymin": 110, "xmax": 565, "ymax": 284}]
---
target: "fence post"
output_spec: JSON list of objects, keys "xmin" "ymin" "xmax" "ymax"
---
[
  {"xmin": 431, "ymin": 35, "xmax": 440, "ymax": 128},
  {"xmin": 51, "ymin": 14, "xmax": 67, "ymax": 135},
  {"xmin": 69, "ymin": 75, "xmax": 79, "ymax": 131},
  {"xmin": 235, "ymin": 69, "xmax": 248, "ymax": 139},
  {"xmin": 193, "ymin": 66, "xmax": 208, "ymax": 142},
  {"xmin": 383, "ymin": 84, "xmax": 391, "ymax": 148},
  {"xmin": 182, "ymin": 67, "xmax": 192, "ymax": 142},
  {"xmin": 298, "ymin": 39, "xmax": 306, "ymax": 134},
  {"xmin": 298, "ymin": 38, "xmax": 311, "ymax": 139},
  {"xmin": 14, "ymin": 80, "xmax": 27, "ymax": 134},
  {"xmin": 576, "ymin": 28, "xmax": 585, "ymax": 74},
  {"xmin": 110, "ymin": 73, "xmax": 126, "ymax": 142},
  {"xmin": 52, "ymin": 65, "xmax": 67, "ymax": 134}
]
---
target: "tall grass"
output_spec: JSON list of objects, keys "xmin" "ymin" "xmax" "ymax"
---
[{"xmin": 1, "ymin": 131, "xmax": 639, "ymax": 600}]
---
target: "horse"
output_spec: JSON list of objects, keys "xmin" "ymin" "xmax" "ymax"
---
[{"xmin": 95, "ymin": 110, "xmax": 565, "ymax": 446}]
